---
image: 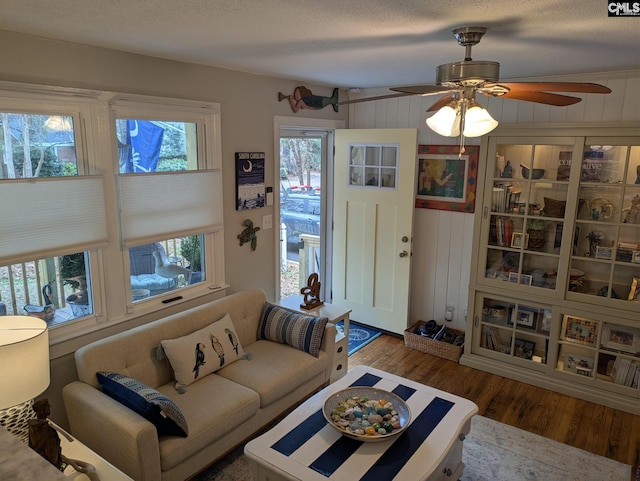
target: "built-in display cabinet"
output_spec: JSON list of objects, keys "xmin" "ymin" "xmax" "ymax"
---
[{"xmin": 460, "ymin": 123, "xmax": 640, "ymax": 414}]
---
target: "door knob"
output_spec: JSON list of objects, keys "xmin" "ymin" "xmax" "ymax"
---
[{"xmin": 399, "ymin": 251, "xmax": 408, "ymax": 258}]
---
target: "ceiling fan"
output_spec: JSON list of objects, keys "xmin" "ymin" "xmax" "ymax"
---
[{"xmin": 340, "ymin": 26, "xmax": 611, "ymax": 140}]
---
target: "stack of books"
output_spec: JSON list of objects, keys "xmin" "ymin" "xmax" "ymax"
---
[
  {"xmin": 491, "ymin": 217, "xmax": 514, "ymax": 247},
  {"xmin": 609, "ymin": 357, "xmax": 640, "ymax": 388},
  {"xmin": 492, "ymin": 183, "xmax": 521, "ymax": 213}
]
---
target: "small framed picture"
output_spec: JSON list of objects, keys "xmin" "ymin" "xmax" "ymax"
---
[
  {"xmin": 520, "ymin": 274, "xmax": 532, "ymax": 285},
  {"xmin": 538, "ymin": 309, "xmax": 552, "ymax": 334},
  {"xmin": 511, "ymin": 232, "xmax": 528, "ymax": 248},
  {"xmin": 508, "ymin": 306, "xmax": 537, "ymax": 330},
  {"xmin": 561, "ymin": 315, "xmax": 598, "ymax": 347},
  {"xmin": 508, "ymin": 272, "xmax": 520, "ymax": 283},
  {"xmin": 514, "ymin": 338, "xmax": 535, "ymax": 360},
  {"xmin": 633, "ymin": 250, "xmax": 640, "ymax": 264},
  {"xmin": 595, "ymin": 246, "xmax": 613, "ymax": 259},
  {"xmin": 602, "ymin": 324, "xmax": 640, "ymax": 354},
  {"xmin": 563, "ymin": 352, "xmax": 594, "ymax": 376}
]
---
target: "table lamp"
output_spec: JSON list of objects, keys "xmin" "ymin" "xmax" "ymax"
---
[{"xmin": 0, "ymin": 316, "xmax": 50, "ymax": 443}]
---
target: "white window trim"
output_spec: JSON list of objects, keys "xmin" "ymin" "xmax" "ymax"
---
[{"xmin": 0, "ymin": 82, "xmax": 225, "ymax": 352}]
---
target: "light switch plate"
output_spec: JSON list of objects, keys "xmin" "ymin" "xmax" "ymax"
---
[{"xmin": 262, "ymin": 214, "xmax": 272, "ymax": 230}]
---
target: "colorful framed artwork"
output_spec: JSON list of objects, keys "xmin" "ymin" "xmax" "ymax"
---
[
  {"xmin": 561, "ymin": 315, "xmax": 598, "ymax": 347},
  {"xmin": 415, "ymin": 144, "xmax": 478, "ymax": 213}
]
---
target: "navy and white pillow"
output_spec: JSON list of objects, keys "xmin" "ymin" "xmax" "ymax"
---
[
  {"xmin": 258, "ymin": 303, "xmax": 328, "ymax": 357},
  {"xmin": 96, "ymin": 371, "xmax": 188, "ymax": 437}
]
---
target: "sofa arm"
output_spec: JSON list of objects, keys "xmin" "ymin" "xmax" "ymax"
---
[
  {"xmin": 63, "ymin": 381, "xmax": 161, "ymax": 481},
  {"xmin": 321, "ymin": 322, "xmax": 337, "ymax": 365}
]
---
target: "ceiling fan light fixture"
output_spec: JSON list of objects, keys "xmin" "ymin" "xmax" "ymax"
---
[
  {"xmin": 463, "ymin": 105, "xmax": 498, "ymax": 137},
  {"xmin": 426, "ymin": 105, "xmax": 460, "ymax": 137}
]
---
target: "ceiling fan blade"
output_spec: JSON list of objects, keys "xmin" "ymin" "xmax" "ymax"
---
[
  {"xmin": 497, "ymin": 90, "xmax": 583, "ymax": 106},
  {"xmin": 494, "ymin": 82, "xmax": 611, "ymax": 94},
  {"xmin": 390, "ymin": 85, "xmax": 458, "ymax": 96},
  {"xmin": 338, "ymin": 92, "xmax": 416, "ymax": 105},
  {"xmin": 426, "ymin": 94, "xmax": 457, "ymax": 112}
]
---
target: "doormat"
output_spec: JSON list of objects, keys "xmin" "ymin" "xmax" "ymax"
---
[{"xmin": 335, "ymin": 320, "xmax": 381, "ymax": 356}]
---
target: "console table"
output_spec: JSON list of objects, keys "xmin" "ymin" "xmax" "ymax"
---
[
  {"xmin": 244, "ymin": 365, "xmax": 478, "ymax": 481},
  {"xmin": 275, "ymin": 295, "xmax": 350, "ymax": 382}
]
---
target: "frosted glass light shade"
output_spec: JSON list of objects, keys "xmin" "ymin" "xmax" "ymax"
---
[
  {"xmin": 426, "ymin": 106, "xmax": 460, "ymax": 137},
  {"xmin": 463, "ymin": 106, "xmax": 499, "ymax": 137},
  {"xmin": 0, "ymin": 317, "xmax": 50, "ymax": 409}
]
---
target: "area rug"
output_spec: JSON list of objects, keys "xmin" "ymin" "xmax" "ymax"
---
[
  {"xmin": 192, "ymin": 415, "xmax": 631, "ymax": 481},
  {"xmin": 335, "ymin": 320, "xmax": 381, "ymax": 355}
]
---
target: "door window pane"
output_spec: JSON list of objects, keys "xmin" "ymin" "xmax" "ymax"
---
[{"xmin": 348, "ymin": 143, "xmax": 398, "ymax": 189}]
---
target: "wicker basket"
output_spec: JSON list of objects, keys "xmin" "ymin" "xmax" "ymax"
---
[{"xmin": 403, "ymin": 321, "xmax": 464, "ymax": 362}]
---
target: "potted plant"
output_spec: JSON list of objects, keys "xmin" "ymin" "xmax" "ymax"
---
[
  {"xmin": 59, "ymin": 253, "xmax": 91, "ymax": 317},
  {"xmin": 180, "ymin": 236, "xmax": 202, "ymax": 284},
  {"xmin": 527, "ymin": 219, "xmax": 548, "ymax": 250}
]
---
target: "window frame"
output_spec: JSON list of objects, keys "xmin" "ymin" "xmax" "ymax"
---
[{"xmin": 0, "ymin": 83, "xmax": 225, "ymax": 349}]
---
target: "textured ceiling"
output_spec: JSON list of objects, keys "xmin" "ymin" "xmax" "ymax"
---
[{"xmin": 1, "ymin": 0, "xmax": 639, "ymax": 88}]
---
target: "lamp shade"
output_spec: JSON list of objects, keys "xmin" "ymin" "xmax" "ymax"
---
[
  {"xmin": 0, "ymin": 317, "xmax": 50, "ymax": 409},
  {"xmin": 426, "ymin": 106, "xmax": 460, "ymax": 137},
  {"xmin": 463, "ymin": 105, "xmax": 499, "ymax": 137}
]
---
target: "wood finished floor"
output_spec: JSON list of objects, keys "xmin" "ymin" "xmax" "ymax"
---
[{"xmin": 348, "ymin": 333, "xmax": 640, "ymax": 468}]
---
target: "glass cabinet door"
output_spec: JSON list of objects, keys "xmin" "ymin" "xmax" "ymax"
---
[
  {"xmin": 569, "ymin": 142, "xmax": 640, "ymax": 305},
  {"xmin": 484, "ymin": 141, "xmax": 576, "ymax": 291},
  {"xmin": 475, "ymin": 294, "xmax": 552, "ymax": 369}
]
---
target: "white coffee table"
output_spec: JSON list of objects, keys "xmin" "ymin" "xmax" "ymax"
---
[{"xmin": 244, "ymin": 365, "xmax": 478, "ymax": 481}]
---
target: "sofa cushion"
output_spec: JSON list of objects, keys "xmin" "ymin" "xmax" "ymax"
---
[
  {"xmin": 155, "ymin": 374, "xmax": 260, "ymax": 471},
  {"xmin": 96, "ymin": 372, "xmax": 188, "ymax": 437},
  {"xmin": 161, "ymin": 313, "xmax": 245, "ymax": 388},
  {"xmin": 217, "ymin": 339, "xmax": 329, "ymax": 408},
  {"xmin": 258, "ymin": 303, "xmax": 328, "ymax": 357}
]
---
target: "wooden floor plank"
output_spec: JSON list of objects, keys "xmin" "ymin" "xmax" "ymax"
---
[{"xmin": 349, "ymin": 334, "xmax": 639, "ymax": 466}]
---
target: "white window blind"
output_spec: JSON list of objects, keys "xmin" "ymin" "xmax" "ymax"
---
[
  {"xmin": 118, "ymin": 170, "xmax": 223, "ymax": 247},
  {"xmin": 0, "ymin": 176, "xmax": 108, "ymax": 265}
]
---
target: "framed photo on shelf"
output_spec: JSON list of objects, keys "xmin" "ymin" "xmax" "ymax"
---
[
  {"xmin": 508, "ymin": 272, "xmax": 520, "ymax": 283},
  {"xmin": 538, "ymin": 309, "xmax": 552, "ymax": 334},
  {"xmin": 415, "ymin": 144, "xmax": 478, "ymax": 213},
  {"xmin": 563, "ymin": 352, "xmax": 594, "ymax": 377},
  {"xmin": 595, "ymin": 246, "xmax": 613, "ymax": 259},
  {"xmin": 513, "ymin": 338, "xmax": 535, "ymax": 360},
  {"xmin": 520, "ymin": 274, "xmax": 532, "ymax": 286},
  {"xmin": 508, "ymin": 306, "xmax": 537, "ymax": 330},
  {"xmin": 602, "ymin": 324, "xmax": 640, "ymax": 354},
  {"xmin": 511, "ymin": 232, "xmax": 528, "ymax": 248},
  {"xmin": 561, "ymin": 315, "xmax": 598, "ymax": 347},
  {"xmin": 633, "ymin": 251, "xmax": 640, "ymax": 264}
]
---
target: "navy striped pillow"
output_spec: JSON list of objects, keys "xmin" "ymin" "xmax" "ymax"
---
[{"xmin": 258, "ymin": 303, "xmax": 328, "ymax": 357}]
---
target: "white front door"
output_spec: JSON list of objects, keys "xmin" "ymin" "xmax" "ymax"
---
[{"xmin": 331, "ymin": 129, "xmax": 418, "ymax": 334}]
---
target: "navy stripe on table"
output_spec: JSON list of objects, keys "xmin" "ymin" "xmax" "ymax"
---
[
  {"xmin": 309, "ymin": 396, "xmax": 454, "ymax": 480},
  {"xmin": 270, "ymin": 372, "xmax": 382, "ymax": 456}
]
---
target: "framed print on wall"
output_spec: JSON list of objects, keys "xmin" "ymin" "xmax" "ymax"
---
[
  {"xmin": 236, "ymin": 152, "xmax": 265, "ymax": 210},
  {"xmin": 415, "ymin": 144, "xmax": 478, "ymax": 213}
]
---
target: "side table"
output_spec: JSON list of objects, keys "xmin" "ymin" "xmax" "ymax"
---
[
  {"xmin": 275, "ymin": 295, "xmax": 351, "ymax": 383},
  {"xmin": 53, "ymin": 421, "xmax": 133, "ymax": 480}
]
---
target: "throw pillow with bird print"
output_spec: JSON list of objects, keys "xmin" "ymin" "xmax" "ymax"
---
[{"xmin": 160, "ymin": 314, "xmax": 246, "ymax": 391}]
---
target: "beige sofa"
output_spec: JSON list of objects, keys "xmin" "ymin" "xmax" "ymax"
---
[{"xmin": 63, "ymin": 289, "xmax": 335, "ymax": 481}]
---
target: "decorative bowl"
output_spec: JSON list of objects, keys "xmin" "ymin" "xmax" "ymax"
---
[
  {"xmin": 521, "ymin": 165, "xmax": 545, "ymax": 180},
  {"xmin": 322, "ymin": 386, "xmax": 411, "ymax": 442}
]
